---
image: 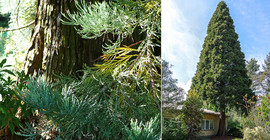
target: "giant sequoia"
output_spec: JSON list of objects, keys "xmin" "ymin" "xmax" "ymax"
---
[
  {"xmin": 24, "ymin": 0, "xmax": 153, "ymax": 82},
  {"xmin": 24, "ymin": 0, "xmax": 104, "ymax": 81},
  {"xmin": 16, "ymin": 0, "xmax": 160, "ymax": 139},
  {"xmin": 190, "ymin": 1, "xmax": 254, "ymax": 136}
]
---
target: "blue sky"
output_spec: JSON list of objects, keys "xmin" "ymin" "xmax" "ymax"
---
[{"xmin": 162, "ymin": 0, "xmax": 270, "ymax": 92}]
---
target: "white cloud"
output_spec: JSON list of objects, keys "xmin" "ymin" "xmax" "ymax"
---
[
  {"xmin": 163, "ymin": 31, "xmax": 202, "ymax": 82},
  {"xmin": 178, "ymin": 79, "xmax": 192, "ymax": 93}
]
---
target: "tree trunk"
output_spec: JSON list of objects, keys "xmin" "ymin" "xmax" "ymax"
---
[
  {"xmin": 217, "ymin": 109, "xmax": 226, "ymax": 136},
  {"xmin": 24, "ymin": 0, "xmax": 103, "ymax": 82}
]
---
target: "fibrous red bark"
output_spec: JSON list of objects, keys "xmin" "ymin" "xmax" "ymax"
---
[{"xmin": 24, "ymin": 0, "xmax": 103, "ymax": 82}]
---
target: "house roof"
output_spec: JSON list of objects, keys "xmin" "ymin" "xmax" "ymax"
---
[
  {"xmin": 202, "ymin": 108, "xmax": 221, "ymax": 116},
  {"xmin": 163, "ymin": 104, "xmax": 229, "ymax": 117}
]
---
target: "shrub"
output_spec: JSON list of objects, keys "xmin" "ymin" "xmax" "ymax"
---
[
  {"xmin": 182, "ymin": 89, "xmax": 203, "ymax": 139},
  {"xmin": 241, "ymin": 94, "xmax": 270, "ymax": 133},
  {"xmin": 162, "ymin": 118, "xmax": 187, "ymax": 140},
  {"xmin": 0, "ymin": 58, "xmax": 32, "ymax": 136},
  {"xmin": 227, "ymin": 119, "xmax": 243, "ymax": 138},
  {"xmin": 243, "ymin": 126, "xmax": 270, "ymax": 140}
]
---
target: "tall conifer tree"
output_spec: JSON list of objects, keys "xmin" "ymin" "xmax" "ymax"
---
[{"xmin": 190, "ymin": 1, "xmax": 254, "ymax": 136}]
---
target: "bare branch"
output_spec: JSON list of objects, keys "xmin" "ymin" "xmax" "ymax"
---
[{"xmin": 0, "ymin": 20, "xmax": 35, "ymax": 32}]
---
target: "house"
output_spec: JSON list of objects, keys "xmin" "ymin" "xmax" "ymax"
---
[
  {"xmin": 162, "ymin": 105, "xmax": 229, "ymax": 137},
  {"xmin": 199, "ymin": 109, "xmax": 229, "ymax": 137}
]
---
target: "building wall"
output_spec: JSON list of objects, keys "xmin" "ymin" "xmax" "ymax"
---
[
  {"xmin": 162, "ymin": 108, "xmax": 229, "ymax": 137},
  {"xmin": 200, "ymin": 114, "xmax": 219, "ymax": 136},
  {"xmin": 200, "ymin": 114, "xmax": 228, "ymax": 137}
]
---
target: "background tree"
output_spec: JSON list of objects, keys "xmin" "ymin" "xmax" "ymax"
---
[
  {"xmin": 245, "ymin": 53, "xmax": 270, "ymax": 96},
  {"xmin": 190, "ymin": 1, "xmax": 254, "ymax": 136},
  {"xmin": 162, "ymin": 59, "xmax": 184, "ymax": 107},
  {"xmin": 162, "ymin": 60, "xmax": 187, "ymax": 140},
  {"xmin": 246, "ymin": 58, "xmax": 261, "ymax": 94},
  {"xmin": 246, "ymin": 58, "xmax": 260, "ymax": 77},
  {"xmin": 262, "ymin": 52, "xmax": 270, "ymax": 92}
]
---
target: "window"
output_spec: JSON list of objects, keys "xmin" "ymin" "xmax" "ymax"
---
[{"xmin": 201, "ymin": 119, "xmax": 213, "ymax": 130}]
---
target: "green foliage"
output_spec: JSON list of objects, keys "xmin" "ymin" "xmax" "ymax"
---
[
  {"xmin": 62, "ymin": 1, "xmax": 135, "ymax": 40},
  {"xmin": 245, "ymin": 58, "xmax": 263, "ymax": 94},
  {"xmin": 66, "ymin": 67, "xmax": 160, "ymax": 122},
  {"xmin": 182, "ymin": 90, "xmax": 203, "ymax": 139},
  {"xmin": 241, "ymin": 94, "xmax": 270, "ymax": 133},
  {"xmin": 190, "ymin": 1, "xmax": 254, "ymax": 114},
  {"xmin": 17, "ymin": 68, "xmax": 160, "ymax": 139},
  {"xmin": 263, "ymin": 52, "xmax": 270, "ymax": 74},
  {"xmin": 62, "ymin": 0, "xmax": 161, "ymax": 97},
  {"xmin": 257, "ymin": 94, "xmax": 270, "ymax": 129},
  {"xmin": 161, "ymin": 90, "xmax": 202, "ymax": 140},
  {"xmin": 162, "ymin": 118, "xmax": 187, "ymax": 140},
  {"xmin": 17, "ymin": 77, "xmax": 122, "ymax": 139},
  {"xmin": 162, "ymin": 60, "xmax": 184, "ymax": 107},
  {"xmin": 246, "ymin": 58, "xmax": 260, "ymax": 77},
  {"xmin": 0, "ymin": 60, "xmax": 18, "ymax": 134},
  {"xmin": 0, "ymin": 13, "xmax": 10, "ymax": 27},
  {"xmin": 247, "ymin": 52, "xmax": 270, "ymax": 95},
  {"xmin": 62, "ymin": 0, "xmax": 160, "ymax": 40},
  {"xmin": 262, "ymin": 52, "xmax": 270, "ymax": 92},
  {"xmin": 227, "ymin": 119, "xmax": 243, "ymax": 138},
  {"xmin": 0, "ymin": 58, "xmax": 32, "ymax": 135},
  {"xmin": 123, "ymin": 115, "xmax": 160, "ymax": 140},
  {"xmin": 243, "ymin": 126, "xmax": 270, "ymax": 140},
  {"xmin": 15, "ymin": 0, "xmax": 160, "ymax": 139},
  {"xmin": 161, "ymin": 59, "xmax": 190, "ymax": 140}
]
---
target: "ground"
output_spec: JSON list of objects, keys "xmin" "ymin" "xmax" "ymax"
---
[{"xmin": 210, "ymin": 136, "xmax": 236, "ymax": 140}]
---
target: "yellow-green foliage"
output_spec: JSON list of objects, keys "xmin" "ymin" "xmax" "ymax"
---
[{"xmin": 243, "ymin": 126, "xmax": 270, "ymax": 140}]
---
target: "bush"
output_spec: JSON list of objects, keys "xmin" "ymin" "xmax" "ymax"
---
[
  {"xmin": 241, "ymin": 94, "xmax": 270, "ymax": 133},
  {"xmin": 162, "ymin": 118, "xmax": 187, "ymax": 140},
  {"xmin": 182, "ymin": 89, "xmax": 203, "ymax": 139},
  {"xmin": 0, "ymin": 58, "xmax": 32, "ymax": 136},
  {"xmin": 243, "ymin": 126, "xmax": 270, "ymax": 140},
  {"xmin": 227, "ymin": 119, "xmax": 243, "ymax": 138}
]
